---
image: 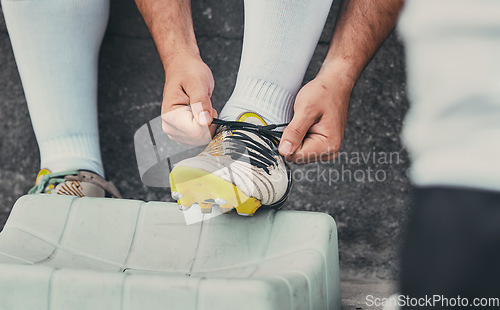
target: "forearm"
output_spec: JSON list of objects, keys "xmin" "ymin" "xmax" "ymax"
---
[
  {"xmin": 321, "ymin": 0, "xmax": 404, "ymax": 89},
  {"xmin": 135, "ymin": 0, "xmax": 199, "ymax": 69}
]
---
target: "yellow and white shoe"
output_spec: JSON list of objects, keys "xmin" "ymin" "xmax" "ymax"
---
[
  {"xmin": 169, "ymin": 112, "xmax": 292, "ymax": 216},
  {"xmin": 29, "ymin": 169, "xmax": 122, "ymax": 198}
]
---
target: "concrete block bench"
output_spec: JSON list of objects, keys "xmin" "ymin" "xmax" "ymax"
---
[{"xmin": 0, "ymin": 194, "xmax": 340, "ymax": 310}]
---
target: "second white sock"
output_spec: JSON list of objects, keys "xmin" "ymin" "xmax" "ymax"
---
[
  {"xmin": 2, "ymin": 0, "xmax": 109, "ymax": 177},
  {"xmin": 220, "ymin": 0, "xmax": 333, "ymax": 124}
]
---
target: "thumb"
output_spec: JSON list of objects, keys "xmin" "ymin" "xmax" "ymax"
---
[
  {"xmin": 279, "ymin": 108, "xmax": 318, "ymax": 157},
  {"xmin": 184, "ymin": 79, "xmax": 214, "ymax": 126}
]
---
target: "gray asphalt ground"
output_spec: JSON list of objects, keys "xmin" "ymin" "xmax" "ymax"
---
[
  {"xmin": 0, "ymin": 0, "xmax": 411, "ymax": 294},
  {"xmin": 342, "ymin": 277, "xmax": 398, "ymax": 310}
]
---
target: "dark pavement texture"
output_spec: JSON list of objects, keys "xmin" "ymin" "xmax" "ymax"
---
[
  {"xmin": 0, "ymin": 0, "xmax": 411, "ymax": 279},
  {"xmin": 341, "ymin": 276, "xmax": 397, "ymax": 310}
]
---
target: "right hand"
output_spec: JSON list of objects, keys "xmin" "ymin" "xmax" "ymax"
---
[{"xmin": 161, "ymin": 53, "xmax": 218, "ymax": 145}]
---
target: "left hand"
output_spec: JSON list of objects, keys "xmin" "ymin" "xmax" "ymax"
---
[{"xmin": 279, "ymin": 70, "xmax": 353, "ymax": 163}]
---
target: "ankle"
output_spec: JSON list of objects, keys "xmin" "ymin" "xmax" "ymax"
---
[{"xmin": 220, "ymin": 77, "xmax": 295, "ymax": 124}]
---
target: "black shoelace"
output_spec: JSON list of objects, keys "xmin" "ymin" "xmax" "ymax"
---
[
  {"xmin": 211, "ymin": 118, "xmax": 293, "ymax": 209},
  {"xmin": 211, "ymin": 118, "xmax": 287, "ymax": 173}
]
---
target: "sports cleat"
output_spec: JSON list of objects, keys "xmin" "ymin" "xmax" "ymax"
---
[
  {"xmin": 214, "ymin": 198, "xmax": 227, "ymax": 205},
  {"xmin": 29, "ymin": 169, "xmax": 122, "ymax": 198},
  {"xmin": 169, "ymin": 112, "xmax": 292, "ymax": 216}
]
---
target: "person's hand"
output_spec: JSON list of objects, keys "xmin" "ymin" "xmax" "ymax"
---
[
  {"xmin": 279, "ymin": 69, "xmax": 354, "ymax": 163},
  {"xmin": 161, "ymin": 53, "xmax": 218, "ymax": 145}
]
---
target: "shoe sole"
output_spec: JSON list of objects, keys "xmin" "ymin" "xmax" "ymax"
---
[{"xmin": 169, "ymin": 166, "xmax": 262, "ymax": 216}]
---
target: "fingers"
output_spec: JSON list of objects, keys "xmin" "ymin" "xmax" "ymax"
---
[
  {"xmin": 161, "ymin": 106, "xmax": 213, "ymax": 145},
  {"xmin": 161, "ymin": 72, "xmax": 217, "ymax": 144},
  {"xmin": 159, "ymin": 56, "xmax": 217, "ymax": 144},
  {"xmin": 286, "ymin": 115, "xmax": 343, "ymax": 163},
  {"xmin": 287, "ymin": 133, "xmax": 339, "ymax": 163},
  {"xmin": 280, "ymin": 104, "xmax": 343, "ymax": 163},
  {"xmin": 183, "ymin": 79, "xmax": 214, "ymax": 126},
  {"xmin": 279, "ymin": 105, "xmax": 320, "ymax": 157}
]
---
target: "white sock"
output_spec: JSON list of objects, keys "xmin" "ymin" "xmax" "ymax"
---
[
  {"xmin": 220, "ymin": 0, "xmax": 333, "ymax": 124},
  {"xmin": 2, "ymin": 0, "xmax": 109, "ymax": 177}
]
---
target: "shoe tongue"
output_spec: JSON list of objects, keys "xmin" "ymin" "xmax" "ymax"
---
[
  {"xmin": 237, "ymin": 112, "xmax": 267, "ymax": 126},
  {"xmin": 232, "ymin": 112, "xmax": 274, "ymax": 152}
]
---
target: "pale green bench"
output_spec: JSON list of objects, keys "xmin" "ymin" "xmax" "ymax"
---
[{"xmin": 0, "ymin": 194, "xmax": 341, "ymax": 309}]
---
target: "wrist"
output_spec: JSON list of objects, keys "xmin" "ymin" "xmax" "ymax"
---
[
  {"xmin": 317, "ymin": 59, "xmax": 359, "ymax": 93},
  {"xmin": 162, "ymin": 47, "xmax": 201, "ymax": 71}
]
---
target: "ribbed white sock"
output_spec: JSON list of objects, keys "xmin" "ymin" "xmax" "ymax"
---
[
  {"xmin": 220, "ymin": 0, "xmax": 333, "ymax": 124},
  {"xmin": 2, "ymin": 0, "xmax": 109, "ymax": 177}
]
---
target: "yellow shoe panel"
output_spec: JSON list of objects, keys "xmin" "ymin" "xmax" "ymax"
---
[{"xmin": 169, "ymin": 166, "xmax": 262, "ymax": 216}]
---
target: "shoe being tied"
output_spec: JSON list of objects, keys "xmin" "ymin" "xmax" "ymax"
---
[
  {"xmin": 169, "ymin": 112, "xmax": 292, "ymax": 216},
  {"xmin": 29, "ymin": 169, "xmax": 122, "ymax": 198}
]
